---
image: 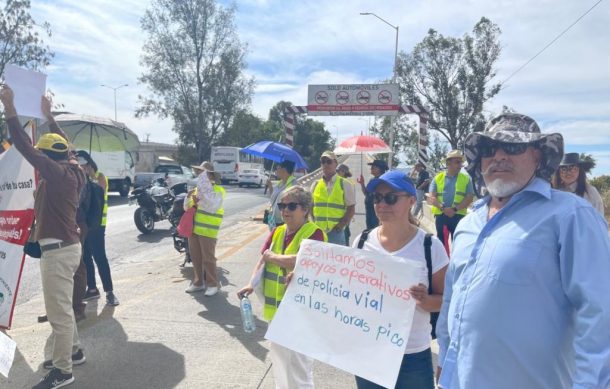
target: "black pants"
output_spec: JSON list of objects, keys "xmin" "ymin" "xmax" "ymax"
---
[
  {"xmin": 83, "ymin": 227, "xmax": 114, "ymax": 292},
  {"xmin": 435, "ymin": 213, "xmax": 465, "ymax": 248}
]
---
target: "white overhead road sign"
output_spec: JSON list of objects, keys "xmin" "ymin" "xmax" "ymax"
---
[{"xmin": 307, "ymin": 83, "xmax": 400, "ymax": 116}]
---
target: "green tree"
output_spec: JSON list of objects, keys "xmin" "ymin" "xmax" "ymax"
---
[
  {"xmin": 0, "ymin": 0, "xmax": 53, "ymax": 142},
  {"xmin": 579, "ymin": 152, "xmax": 596, "ymax": 173},
  {"xmin": 397, "ymin": 17, "xmax": 502, "ymax": 149},
  {"xmin": 219, "ymin": 109, "xmax": 264, "ymax": 147},
  {"xmin": 266, "ymin": 101, "xmax": 333, "ymax": 171},
  {"xmin": 370, "ymin": 116, "xmax": 418, "ymax": 166},
  {"xmin": 590, "ymin": 175, "xmax": 610, "ymax": 193},
  {"xmin": 136, "ymin": 0, "xmax": 254, "ymax": 162}
]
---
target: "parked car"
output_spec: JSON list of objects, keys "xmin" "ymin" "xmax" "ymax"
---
[
  {"xmin": 237, "ymin": 169, "xmax": 267, "ymax": 188},
  {"xmin": 134, "ymin": 164, "xmax": 195, "ymax": 189}
]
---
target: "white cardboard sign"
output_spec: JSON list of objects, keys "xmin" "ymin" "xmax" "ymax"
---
[
  {"xmin": 265, "ymin": 240, "xmax": 423, "ymax": 388},
  {"xmin": 3, "ymin": 65, "xmax": 47, "ymax": 120},
  {"xmin": 0, "ymin": 331, "xmax": 16, "ymax": 378}
]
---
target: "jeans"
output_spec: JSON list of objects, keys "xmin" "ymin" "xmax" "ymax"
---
[
  {"xmin": 355, "ymin": 348, "xmax": 434, "ymax": 389},
  {"xmin": 412, "ymin": 189, "xmax": 425, "ymax": 217},
  {"xmin": 327, "ymin": 228, "xmax": 347, "ymax": 246},
  {"xmin": 83, "ymin": 227, "xmax": 114, "ymax": 292}
]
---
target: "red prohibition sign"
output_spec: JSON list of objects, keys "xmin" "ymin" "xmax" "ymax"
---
[
  {"xmin": 315, "ymin": 91, "xmax": 329, "ymax": 105},
  {"xmin": 356, "ymin": 90, "xmax": 371, "ymax": 105},
  {"xmin": 336, "ymin": 91, "xmax": 350, "ymax": 105},
  {"xmin": 378, "ymin": 90, "xmax": 392, "ymax": 104}
]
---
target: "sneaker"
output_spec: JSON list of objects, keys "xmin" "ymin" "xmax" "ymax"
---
[
  {"xmin": 185, "ymin": 283, "xmax": 205, "ymax": 293},
  {"xmin": 204, "ymin": 286, "xmax": 219, "ymax": 296},
  {"xmin": 32, "ymin": 368, "xmax": 74, "ymax": 389},
  {"xmin": 43, "ymin": 349, "xmax": 86, "ymax": 369},
  {"xmin": 82, "ymin": 289, "xmax": 100, "ymax": 301},
  {"xmin": 106, "ymin": 292, "xmax": 120, "ymax": 306}
]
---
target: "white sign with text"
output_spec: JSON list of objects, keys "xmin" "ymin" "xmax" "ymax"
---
[
  {"xmin": 307, "ymin": 83, "xmax": 400, "ymax": 116},
  {"xmin": 265, "ymin": 239, "xmax": 423, "ymax": 388}
]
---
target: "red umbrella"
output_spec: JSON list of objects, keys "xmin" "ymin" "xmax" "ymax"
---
[{"xmin": 334, "ymin": 135, "xmax": 391, "ymax": 154}]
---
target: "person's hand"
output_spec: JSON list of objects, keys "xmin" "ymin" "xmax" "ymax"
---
[
  {"xmin": 443, "ymin": 207, "xmax": 456, "ymax": 217},
  {"xmin": 409, "ymin": 283, "xmax": 429, "ymax": 306},
  {"xmin": 237, "ymin": 285, "xmax": 254, "ymax": 299},
  {"xmin": 0, "ymin": 85, "xmax": 17, "ymax": 117},
  {"xmin": 41, "ymin": 95, "xmax": 53, "ymax": 120},
  {"xmin": 262, "ymin": 249, "xmax": 275, "ymax": 263},
  {"xmin": 286, "ymin": 271, "xmax": 295, "ymax": 285},
  {"xmin": 332, "ymin": 223, "xmax": 344, "ymax": 232},
  {"xmin": 356, "ymin": 174, "xmax": 364, "ymax": 184}
]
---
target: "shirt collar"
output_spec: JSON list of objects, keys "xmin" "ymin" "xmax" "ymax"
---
[{"xmin": 473, "ymin": 177, "xmax": 551, "ymax": 210}]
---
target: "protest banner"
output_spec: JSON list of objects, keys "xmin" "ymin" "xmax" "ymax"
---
[
  {"xmin": 0, "ymin": 121, "xmax": 36, "ymax": 329},
  {"xmin": 265, "ymin": 239, "xmax": 424, "ymax": 388}
]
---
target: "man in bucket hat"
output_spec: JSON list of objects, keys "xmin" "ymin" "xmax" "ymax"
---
[
  {"xmin": 437, "ymin": 113, "xmax": 610, "ymax": 389},
  {"xmin": 428, "ymin": 150, "xmax": 474, "ymax": 252}
]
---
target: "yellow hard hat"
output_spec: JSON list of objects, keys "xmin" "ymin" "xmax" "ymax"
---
[{"xmin": 35, "ymin": 133, "xmax": 69, "ymax": 152}]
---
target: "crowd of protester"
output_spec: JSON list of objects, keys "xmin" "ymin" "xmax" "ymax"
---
[{"xmin": 2, "ymin": 80, "xmax": 610, "ymax": 389}]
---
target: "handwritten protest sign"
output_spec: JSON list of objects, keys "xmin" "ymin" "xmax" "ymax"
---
[
  {"xmin": 0, "ymin": 121, "xmax": 35, "ymax": 328},
  {"xmin": 266, "ymin": 239, "xmax": 424, "ymax": 388},
  {"xmin": 3, "ymin": 65, "xmax": 47, "ymax": 120},
  {"xmin": 0, "ymin": 331, "xmax": 16, "ymax": 378}
]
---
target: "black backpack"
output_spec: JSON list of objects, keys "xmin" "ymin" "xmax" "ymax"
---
[
  {"xmin": 357, "ymin": 229, "xmax": 438, "ymax": 339},
  {"xmin": 78, "ymin": 178, "xmax": 105, "ymax": 230}
]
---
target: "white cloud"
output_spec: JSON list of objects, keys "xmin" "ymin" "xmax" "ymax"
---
[{"xmin": 26, "ymin": 0, "xmax": 610, "ymax": 174}]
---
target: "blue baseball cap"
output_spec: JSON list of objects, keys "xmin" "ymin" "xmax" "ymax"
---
[{"xmin": 366, "ymin": 170, "xmax": 417, "ymax": 196}]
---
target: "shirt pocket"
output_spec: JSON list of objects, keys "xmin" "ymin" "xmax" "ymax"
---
[{"xmin": 487, "ymin": 238, "xmax": 542, "ymax": 285}]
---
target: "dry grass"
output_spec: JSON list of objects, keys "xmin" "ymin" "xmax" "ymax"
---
[{"xmin": 602, "ymin": 189, "xmax": 610, "ymax": 225}]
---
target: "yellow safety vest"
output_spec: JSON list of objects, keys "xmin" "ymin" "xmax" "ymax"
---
[
  {"xmin": 431, "ymin": 171, "xmax": 470, "ymax": 216},
  {"xmin": 192, "ymin": 185, "xmax": 225, "ymax": 238},
  {"xmin": 312, "ymin": 176, "xmax": 346, "ymax": 232},
  {"xmin": 263, "ymin": 222, "xmax": 326, "ymax": 321},
  {"xmin": 96, "ymin": 172, "xmax": 109, "ymax": 227}
]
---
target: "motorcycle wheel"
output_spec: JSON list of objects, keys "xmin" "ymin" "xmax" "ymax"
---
[{"xmin": 134, "ymin": 207, "xmax": 155, "ymax": 234}]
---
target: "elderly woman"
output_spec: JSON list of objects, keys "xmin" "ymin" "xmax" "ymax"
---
[
  {"xmin": 352, "ymin": 170, "xmax": 449, "ymax": 389},
  {"xmin": 552, "ymin": 152, "xmax": 605, "ymax": 215},
  {"xmin": 184, "ymin": 161, "xmax": 225, "ymax": 296},
  {"xmin": 238, "ymin": 186, "xmax": 326, "ymax": 389}
]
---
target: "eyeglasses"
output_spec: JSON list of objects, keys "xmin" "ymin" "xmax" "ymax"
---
[
  {"xmin": 369, "ymin": 192, "xmax": 411, "ymax": 205},
  {"xmin": 277, "ymin": 202, "xmax": 301, "ymax": 211},
  {"xmin": 480, "ymin": 141, "xmax": 531, "ymax": 158},
  {"xmin": 559, "ymin": 165, "xmax": 579, "ymax": 173},
  {"xmin": 320, "ymin": 158, "xmax": 334, "ymax": 165}
]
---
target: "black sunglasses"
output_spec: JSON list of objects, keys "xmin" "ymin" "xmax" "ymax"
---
[
  {"xmin": 320, "ymin": 158, "xmax": 334, "ymax": 165},
  {"xmin": 480, "ymin": 141, "xmax": 531, "ymax": 158},
  {"xmin": 277, "ymin": 202, "xmax": 301, "ymax": 211},
  {"xmin": 368, "ymin": 192, "xmax": 411, "ymax": 205}
]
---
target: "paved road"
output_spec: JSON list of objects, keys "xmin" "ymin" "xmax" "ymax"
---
[{"xmin": 15, "ymin": 185, "xmax": 270, "ymax": 307}]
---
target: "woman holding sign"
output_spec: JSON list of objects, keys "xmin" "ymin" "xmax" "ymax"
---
[
  {"xmin": 237, "ymin": 186, "xmax": 326, "ymax": 389},
  {"xmin": 352, "ymin": 170, "xmax": 449, "ymax": 389}
]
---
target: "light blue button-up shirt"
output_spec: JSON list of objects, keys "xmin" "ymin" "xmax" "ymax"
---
[{"xmin": 437, "ymin": 178, "xmax": 610, "ymax": 389}]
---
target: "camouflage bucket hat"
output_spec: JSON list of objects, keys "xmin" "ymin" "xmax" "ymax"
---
[{"xmin": 464, "ymin": 113, "xmax": 564, "ymax": 184}]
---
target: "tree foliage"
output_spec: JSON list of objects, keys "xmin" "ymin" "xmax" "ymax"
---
[
  {"xmin": 397, "ymin": 17, "xmax": 502, "ymax": 149},
  {"xmin": 136, "ymin": 0, "xmax": 254, "ymax": 162},
  {"xmin": 266, "ymin": 101, "xmax": 333, "ymax": 171},
  {"xmin": 369, "ymin": 116, "xmax": 417, "ymax": 166}
]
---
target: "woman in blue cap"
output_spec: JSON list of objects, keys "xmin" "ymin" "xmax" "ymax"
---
[{"xmin": 352, "ymin": 170, "xmax": 449, "ymax": 389}]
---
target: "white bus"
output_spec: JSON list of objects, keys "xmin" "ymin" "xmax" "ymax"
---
[{"xmin": 211, "ymin": 146, "xmax": 264, "ymax": 183}]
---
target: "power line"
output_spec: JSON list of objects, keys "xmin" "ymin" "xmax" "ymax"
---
[{"xmin": 501, "ymin": 0, "xmax": 605, "ymax": 87}]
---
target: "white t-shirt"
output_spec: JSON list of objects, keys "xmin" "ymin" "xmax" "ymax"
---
[{"xmin": 352, "ymin": 227, "xmax": 449, "ymax": 354}]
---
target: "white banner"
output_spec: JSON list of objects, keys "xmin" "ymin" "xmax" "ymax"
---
[
  {"xmin": 265, "ymin": 240, "xmax": 424, "ymax": 388},
  {"xmin": 0, "ymin": 121, "xmax": 35, "ymax": 329},
  {"xmin": 307, "ymin": 83, "xmax": 400, "ymax": 116}
]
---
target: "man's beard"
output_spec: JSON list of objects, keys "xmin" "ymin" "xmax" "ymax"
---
[
  {"xmin": 485, "ymin": 179, "xmax": 524, "ymax": 198},
  {"xmin": 482, "ymin": 161, "xmax": 527, "ymax": 198}
]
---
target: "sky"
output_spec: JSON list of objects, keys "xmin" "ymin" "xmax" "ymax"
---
[{"xmin": 28, "ymin": 0, "xmax": 610, "ymax": 175}]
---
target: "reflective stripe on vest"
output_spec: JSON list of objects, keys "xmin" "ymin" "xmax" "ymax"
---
[
  {"xmin": 192, "ymin": 185, "xmax": 225, "ymax": 238},
  {"xmin": 263, "ymin": 222, "xmax": 326, "ymax": 321},
  {"xmin": 96, "ymin": 172, "xmax": 109, "ymax": 227},
  {"xmin": 431, "ymin": 171, "xmax": 470, "ymax": 216},
  {"xmin": 312, "ymin": 176, "xmax": 346, "ymax": 232}
]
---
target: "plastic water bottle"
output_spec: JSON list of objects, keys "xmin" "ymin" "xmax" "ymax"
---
[{"xmin": 240, "ymin": 296, "xmax": 256, "ymax": 333}]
